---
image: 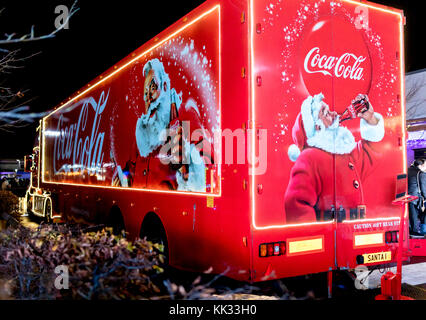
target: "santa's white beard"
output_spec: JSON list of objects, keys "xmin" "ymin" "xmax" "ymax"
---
[
  {"xmin": 135, "ymin": 92, "xmax": 171, "ymax": 157},
  {"xmin": 307, "ymin": 117, "xmax": 357, "ymax": 155}
]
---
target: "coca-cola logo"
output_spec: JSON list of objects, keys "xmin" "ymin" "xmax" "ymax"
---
[
  {"xmin": 304, "ymin": 47, "xmax": 366, "ymax": 80},
  {"xmin": 52, "ymin": 90, "xmax": 109, "ymax": 176},
  {"xmin": 299, "ymin": 17, "xmax": 372, "ymax": 113}
]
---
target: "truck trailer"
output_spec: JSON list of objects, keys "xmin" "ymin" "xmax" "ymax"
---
[{"xmin": 25, "ymin": 0, "xmax": 424, "ymax": 283}]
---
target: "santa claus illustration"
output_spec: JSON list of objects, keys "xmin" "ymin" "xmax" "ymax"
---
[
  {"xmin": 113, "ymin": 58, "xmax": 207, "ymax": 192},
  {"xmin": 285, "ymin": 93, "xmax": 385, "ymax": 223}
]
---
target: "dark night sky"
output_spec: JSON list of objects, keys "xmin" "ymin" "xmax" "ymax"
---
[{"xmin": 0, "ymin": 0, "xmax": 423, "ymax": 159}]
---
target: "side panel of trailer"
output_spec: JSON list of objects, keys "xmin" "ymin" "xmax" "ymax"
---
[
  {"xmin": 42, "ymin": 10, "xmax": 222, "ymax": 195},
  {"xmin": 40, "ymin": 0, "xmax": 254, "ymax": 281}
]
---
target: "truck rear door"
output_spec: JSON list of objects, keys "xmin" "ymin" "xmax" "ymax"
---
[
  {"xmin": 250, "ymin": 0, "xmax": 337, "ymax": 277},
  {"xmin": 330, "ymin": 1, "xmax": 406, "ymax": 269}
]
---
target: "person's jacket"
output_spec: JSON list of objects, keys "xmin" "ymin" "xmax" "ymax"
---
[{"xmin": 408, "ymin": 165, "xmax": 426, "ymax": 206}]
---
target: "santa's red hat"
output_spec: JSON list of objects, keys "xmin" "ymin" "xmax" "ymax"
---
[
  {"xmin": 287, "ymin": 113, "xmax": 306, "ymax": 161},
  {"xmin": 287, "ymin": 93, "xmax": 324, "ymax": 162}
]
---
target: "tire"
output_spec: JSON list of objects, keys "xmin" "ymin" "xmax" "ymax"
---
[
  {"xmin": 140, "ymin": 214, "xmax": 170, "ymax": 292},
  {"xmin": 107, "ymin": 206, "xmax": 126, "ymax": 236},
  {"xmin": 140, "ymin": 214, "xmax": 169, "ymax": 267}
]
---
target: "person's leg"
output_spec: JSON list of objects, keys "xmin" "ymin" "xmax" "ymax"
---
[
  {"xmin": 420, "ymin": 209, "xmax": 426, "ymax": 235},
  {"xmin": 409, "ymin": 202, "xmax": 421, "ymax": 235}
]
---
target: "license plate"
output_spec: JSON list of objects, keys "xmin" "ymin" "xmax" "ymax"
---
[{"xmin": 363, "ymin": 251, "xmax": 392, "ymax": 264}]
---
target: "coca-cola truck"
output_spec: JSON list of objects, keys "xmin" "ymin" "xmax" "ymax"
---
[{"xmin": 25, "ymin": 0, "xmax": 419, "ymax": 283}]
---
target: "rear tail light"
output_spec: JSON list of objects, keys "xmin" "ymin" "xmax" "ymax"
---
[
  {"xmin": 385, "ymin": 231, "xmax": 399, "ymax": 244},
  {"xmin": 259, "ymin": 241, "xmax": 286, "ymax": 257},
  {"xmin": 260, "ymin": 244, "xmax": 267, "ymax": 257},
  {"xmin": 279, "ymin": 242, "xmax": 286, "ymax": 255},
  {"xmin": 392, "ymin": 231, "xmax": 399, "ymax": 243},
  {"xmin": 267, "ymin": 243, "xmax": 274, "ymax": 256},
  {"xmin": 385, "ymin": 232, "xmax": 392, "ymax": 243}
]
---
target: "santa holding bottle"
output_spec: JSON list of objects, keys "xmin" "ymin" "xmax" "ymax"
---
[
  {"xmin": 112, "ymin": 58, "xmax": 208, "ymax": 192},
  {"xmin": 285, "ymin": 93, "xmax": 385, "ymax": 223}
]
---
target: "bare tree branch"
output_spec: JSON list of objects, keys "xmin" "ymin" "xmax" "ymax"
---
[
  {"xmin": 0, "ymin": 106, "xmax": 47, "ymax": 123},
  {"xmin": 0, "ymin": 1, "xmax": 79, "ymax": 46},
  {"xmin": 406, "ymin": 73, "xmax": 426, "ymax": 120},
  {"xmin": 0, "ymin": 49, "xmax": 40, "ymax": 74},
  {"xmin": 0, "ymin": 1, "xmax": 79, "ymax": 131}
]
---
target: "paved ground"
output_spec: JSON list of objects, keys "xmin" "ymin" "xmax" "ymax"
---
[
  {"xmin": 367, "ymin": 262, "xmax": 426, "ymax": 288},
  {"xmin": 20, "ymin": 214, "xmax": 39, "ymax": 229}
]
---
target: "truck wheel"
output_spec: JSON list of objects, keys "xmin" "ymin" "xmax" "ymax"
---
[
  {"xmin": 140, "ymin": 213, "xmax": 169, "ymax": 267},
  {"xmin": 107, "ymin": 206, "xmax": 126, "ymax": 236}
]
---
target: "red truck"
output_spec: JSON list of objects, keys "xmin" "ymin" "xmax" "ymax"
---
[{"xmin": 24, "ymin": 0, "xmax": 425, "ymax": 285}]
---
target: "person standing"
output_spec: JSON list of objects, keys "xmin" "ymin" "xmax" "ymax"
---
[{"xmin": 407, "ymin": 158, "xmax": 426, "ymax": 236}]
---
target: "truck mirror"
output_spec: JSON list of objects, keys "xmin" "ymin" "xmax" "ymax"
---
[{"xmin": 24, "ymin": 155, "xmax": 33, "ymax": 172}]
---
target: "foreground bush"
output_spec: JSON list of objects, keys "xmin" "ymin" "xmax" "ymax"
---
[
  {"xmin": 0, "ymin": 223, "xmax": 298, "ymax": 300},
  {"xmin": 0, "ymin": 224, "xmax": 164, "ymax": 299},
  {"xmin": 0, "ymin": 190, "xmax": 21, "ymax": 224}
]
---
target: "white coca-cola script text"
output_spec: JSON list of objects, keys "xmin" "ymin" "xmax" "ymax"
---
[
  {"xmin": 304, "ymin": 47, "xmax": 366, "ymax": 80},
  {"xmin": 52, "ymin": 90, "xmax": 109, "ymax": 175}
]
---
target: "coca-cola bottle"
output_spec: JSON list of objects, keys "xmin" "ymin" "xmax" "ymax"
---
[{"xmin": 339, "ymin": 96, "xmax": 370, "ymax": 123}]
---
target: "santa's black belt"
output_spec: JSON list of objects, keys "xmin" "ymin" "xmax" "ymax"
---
[{"xmin": 315, "ymin": 205, "xmax": 366, "ymax": 222}]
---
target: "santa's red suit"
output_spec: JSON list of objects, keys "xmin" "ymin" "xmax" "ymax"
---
[
  {"xmin": 285, "ymin": 94, "xmax": 385, "ymax": 223},
  {"xmin": 125, "ymin": 143, "xmax": 177, "ymax": 190}
]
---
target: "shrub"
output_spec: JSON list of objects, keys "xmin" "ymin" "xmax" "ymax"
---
[
  {"xmin": 0, "ymin": 224, "xmax": 164, "ymax": 299},
  {"xmin": 0, "ymin": 190, "xmax": 21, "ymax": 223},
  {"xmin": 0, "ymin": 223, "xmax": 296, "ymax": 300}
]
